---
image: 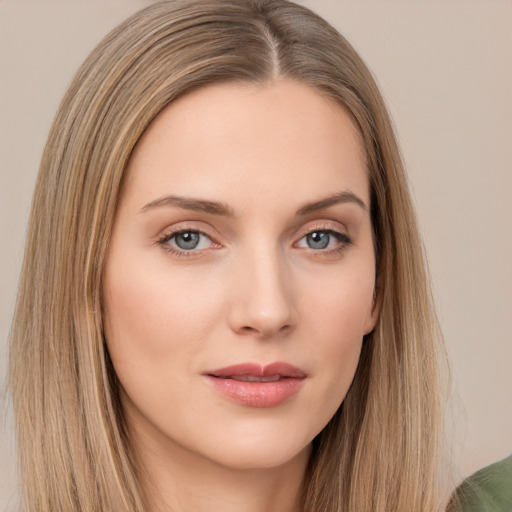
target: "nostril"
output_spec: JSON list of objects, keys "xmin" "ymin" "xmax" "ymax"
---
[
  {"xmin": 238, "ymin": 323, "xmax": 293, "ymax": 338},
  {"xmin": 240, "ymin": 325, "xmax": 257, "ymax": 333}
]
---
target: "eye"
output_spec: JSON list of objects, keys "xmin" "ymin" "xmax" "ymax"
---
[
  {"xmin": 158, "ymin": 229, "xmax": 215, "ymax": 253},
  {"xmin": 296, "ymin": 229, "xmax": 351, "ymax": 251},
  {"xmin": 304, "ymin": 231, "xmax": 331, "ymax": 250}
]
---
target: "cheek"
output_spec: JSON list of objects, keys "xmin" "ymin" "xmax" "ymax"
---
[
  {"xmin": 299, "ymin": 267, "xmax": 375, "ymax": 409},
  {"xmin": 102, "ymin": 257, "xmax": 221, "ymax": 389},
  {"xmin": 302, "ymin": 263, "xmax": 375, "ymax": 341}
]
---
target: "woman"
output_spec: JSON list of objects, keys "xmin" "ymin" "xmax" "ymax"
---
[{"xmin": 8, "ymin": 1, "xmax": 451, "ymax": 511}]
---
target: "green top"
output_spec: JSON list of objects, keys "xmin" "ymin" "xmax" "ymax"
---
[{"xmin": 451, "ymin": 455, "xmax": 512, "ymax": 512}]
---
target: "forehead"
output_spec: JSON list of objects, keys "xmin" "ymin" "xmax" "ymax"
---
[{"xmin": 122, "ymin": 80, "xmax": 369, "ymax": 211}]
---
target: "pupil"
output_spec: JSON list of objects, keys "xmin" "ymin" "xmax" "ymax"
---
[
  {"xmin": 307, "ymin": 231, "xmax": 330, "ymax": 249},
  {"xmin": 176, "ymin": 231, "xmax": 199, "ymax": 250}
]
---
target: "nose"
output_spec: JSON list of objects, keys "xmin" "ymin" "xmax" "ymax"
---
[{"xmin": 227, "ymin": 248, "xmax": 298, "ymax": 339}]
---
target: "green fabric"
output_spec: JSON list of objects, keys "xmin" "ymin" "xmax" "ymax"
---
[{"xmin": 452, "ymin": 455, "xmax": 512, "ymax": 512}]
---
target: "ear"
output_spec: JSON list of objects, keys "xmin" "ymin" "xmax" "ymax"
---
[{"xmin": 363, "ymin": 277, "xmax": 382, "ymax": 335}]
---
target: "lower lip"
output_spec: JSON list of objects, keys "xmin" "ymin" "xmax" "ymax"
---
[{"xmin": 205, "ymin": 376, "xmax": 305, "ymax": 407}]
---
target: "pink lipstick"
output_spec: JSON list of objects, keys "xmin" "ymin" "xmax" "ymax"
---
[{"xmin": 204, "ymin": 362, "xmax": 306, "ymax": 407}]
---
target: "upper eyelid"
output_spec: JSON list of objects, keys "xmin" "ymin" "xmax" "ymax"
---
[
  {"xmin": 296, "ymin": 228, "xmax": 351, "ymax": 244},
  {"xmin": 294, "ymin": 222, "xmax": 352, "ymax": 245},
  {"xmin": 165, "ymin": 226, "xmax": 211, "ymax": 236},
  {"xmin": 158, "ymin": 227, "xmax": 214, "ymax": 244},
  {"xmin": 296, "ymin": 220, "xmax": 349, "ymax": 236},
  {"xmin": 155, "ymin": 219, "xmax": 350, "ymax": 244},
  {"xmin": 156, "ymin": 222, "xmax": 218, "ymax": 240}
]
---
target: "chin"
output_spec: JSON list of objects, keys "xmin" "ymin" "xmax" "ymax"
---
[
  {"xmin": 206, "ymin": 438, "xmax": 312, "ymax": 471},
  {"xmin": 187, "ymin": 417, "xmax": 316, "ymax": 471}
]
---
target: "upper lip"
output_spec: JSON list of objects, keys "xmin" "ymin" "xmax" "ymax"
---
[{"xmin": 205, "ymin": 362, "xmax": 307, "ymax": 379}]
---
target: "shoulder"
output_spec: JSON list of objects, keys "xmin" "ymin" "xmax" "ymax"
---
[{"xmin": 450, "ymin": 455, "xmax": 512, "ymax": 512}]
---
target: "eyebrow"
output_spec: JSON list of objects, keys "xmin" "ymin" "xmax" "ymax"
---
[
  {"xmin": 140, "ymin": 195, "xmax": 235, "ymax": 217},
  {"xmin": 296, "ymin": 190, "xmax": 367, "ymax": 215},
  {"xmin": 140, "ymin": 189, "xmax": 367, "ymax": 217}
]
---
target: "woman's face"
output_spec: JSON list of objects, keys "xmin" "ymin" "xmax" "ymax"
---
[{"xmin": 103, "ymin": 80, "xmax": 378, "ymax": 471}]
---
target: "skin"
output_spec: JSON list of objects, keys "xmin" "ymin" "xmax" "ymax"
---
[{"xmin": 103, "ymin": 80, "xmax": 379, "ymax": 512}]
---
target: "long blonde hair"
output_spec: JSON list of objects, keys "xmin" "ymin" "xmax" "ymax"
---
[{"xmin": 9, "ymin": 1, "xmax": 450, "ymax": 510}]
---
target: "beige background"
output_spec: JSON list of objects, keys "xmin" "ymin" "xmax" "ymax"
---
[{"xmin": 1, "ymin": 1, "xmax": 511, "ymax": 509}]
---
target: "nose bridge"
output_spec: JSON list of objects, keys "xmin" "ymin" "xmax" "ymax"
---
[{"xmin": 228, "ymin": 241, "xmax": 297, "ymax": 337}]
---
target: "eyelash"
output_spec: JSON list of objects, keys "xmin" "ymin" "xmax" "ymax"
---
[
  {"xmin": 297, "ymin": 228, "xmax": 353, "ymax": 255},
  {"xmin": 156, "ymin": 225, "xmax": 353, "ymax": 258},
  {"xmin": 157, "ymin": 228, "xmax": 216, "ymax": 259}
]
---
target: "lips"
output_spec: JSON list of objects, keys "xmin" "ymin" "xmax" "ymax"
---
[{"xmin": 204, "ymin": 362, "xmax": 306, "ymax": 407}]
